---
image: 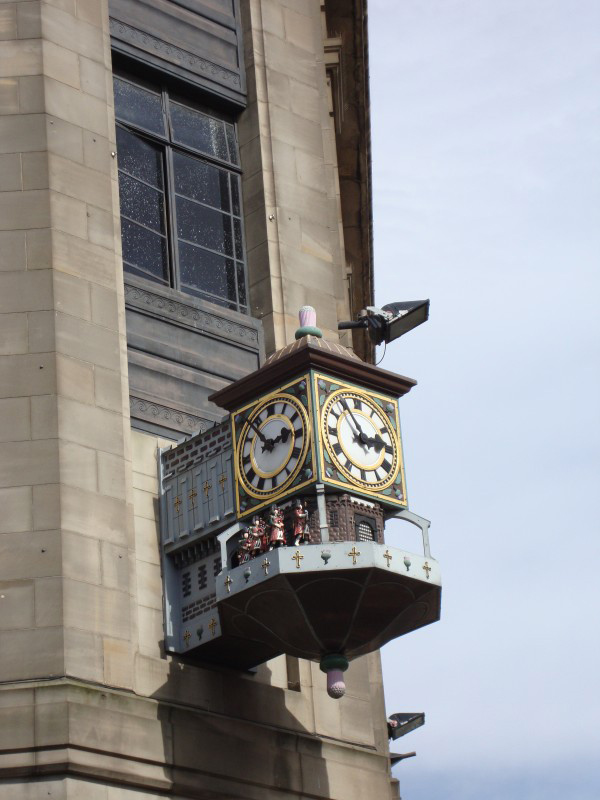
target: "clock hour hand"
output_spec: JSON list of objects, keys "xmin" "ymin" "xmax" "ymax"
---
[
  {"xmin": 363, "ymin": 433, "xmax": 385, "ymax": 450},
  {"xmin": 270, "ymin": 426, "xmax": 291, "ymax": 447}
]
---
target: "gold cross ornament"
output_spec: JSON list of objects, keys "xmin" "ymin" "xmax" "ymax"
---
[
  {"xmin": 291, "ymin": 550, "xmax": 304, "ymax": 569},
  {"xmin": 219, "ymin": 472, "xmax": 227, "ymax": 490},
  {"xmin": 208, "ymin": 618, "xmax": 217, "ymax": 637},
  {"xmin": 383, "ymin": 549, "xmax": 393, "ymax": 568},
  {"xmin": 188, "ymin": 488, "xmax": 197, "ymax": 508},
  {"xmin": 261, "ymin": 557, "xmax": 270, "ymax": 575},
  {"xmin": 183, "ymin": 629, "xmax": 191, "ymax": 647},
  {"xmin": 347, "ymin": 546, "xmax": 361, "ymax": 565},
  {"xmin": 224, "ymin": 575, "xmax": 232, "ymax": 593},
  {"xmin": 173, "ymin": 495, "xmax": 182, "ymax": 513},
  {"xmin": 422, "ymin": 561, "xmax": 432, "ymax": 579},
  {"xmin": 203, "ymin": 480, "xmax": 212, "ymax": 497}
]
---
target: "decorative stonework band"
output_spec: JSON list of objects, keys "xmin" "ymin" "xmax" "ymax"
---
[
  {"xmin": 110, "ymin": 19, "xmax": 241, "ymax": 88},
  {"xmin": 130, "ymin": 396, "xmax": 210, "ymax": 433},
  {"xmin": 124, "ymin": 284, "xmax": 259, "ymax": 346}
]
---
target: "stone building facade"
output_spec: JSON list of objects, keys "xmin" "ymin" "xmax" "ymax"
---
[{"xmin": 0, "ymin": 1, "xmax": 401, "ymax": 798}]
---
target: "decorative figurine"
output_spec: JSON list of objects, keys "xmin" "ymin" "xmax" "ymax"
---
[
  {"xmin": 268, "ymin": 504, "xmax": 286, "ymax": 549},
  {"xmin": 249, "ymin": 515, "xmax": 265, "ymax": 558},
  {"xmin": 293, "ymin": 499, "xmax": 310, "ymax": 545},
  {"xmin": 236, "ymin": 528, "xmax": 252, "ymax": 565}
]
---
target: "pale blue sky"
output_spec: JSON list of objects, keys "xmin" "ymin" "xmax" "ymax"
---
[{"xmin": 368, "ymin": 2, "xmax": 600, "ymax": 797}]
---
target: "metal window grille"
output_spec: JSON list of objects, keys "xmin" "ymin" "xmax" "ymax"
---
[{"xmin": 356, "ymin": 521, "xmax": 374, "ymax": 542}]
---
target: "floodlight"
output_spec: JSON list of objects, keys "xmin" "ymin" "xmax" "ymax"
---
[
  {"xmin": 387, "ymin": 712, "xmax": 425, "ymax": 740},
  {"xmin": 338, "ymin": 300, "xmax": 430, "ymax": 346}
]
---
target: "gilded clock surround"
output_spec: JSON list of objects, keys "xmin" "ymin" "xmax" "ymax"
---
[
  {"xmin": 321, "ymin": 387, "xmax": 400, "ymax": 490},
  {"xmin": 232, "ymin": 374, "xmax": 315, "ymax": 517},
  {"xmin": 314, "ymin": 373, "xmax": 408, "ymax": 508}
]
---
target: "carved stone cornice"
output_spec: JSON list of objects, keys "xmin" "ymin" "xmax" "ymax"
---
[
  {"xmin": 109, "ymin": 19, "xmax": 241, "ymax": 89},
  {"xmin": 124, "ymin": 283, "xmax": 260, "ymax": 348},
  {"xmin": 130, "ymin": 396, "xmax": 210, "ymax": 434}
]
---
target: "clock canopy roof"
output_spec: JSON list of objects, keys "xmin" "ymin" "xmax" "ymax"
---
[{"xmin": 210, "ymin": 329, "xmax": 416, "ymax": 412}]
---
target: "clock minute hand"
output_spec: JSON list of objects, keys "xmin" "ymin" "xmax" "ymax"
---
[
  {"xmin": 339, "ymin": 397, "xmax": 362, "ymax": 436},
  {"xmin": 246, "ymin": 417, "xmax": 274, "ymax": 452}
]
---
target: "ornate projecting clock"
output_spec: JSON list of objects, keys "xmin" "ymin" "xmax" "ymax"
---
[{"xmin": 232, "ymin": 377, "xmax": 314, "ymax": 516}]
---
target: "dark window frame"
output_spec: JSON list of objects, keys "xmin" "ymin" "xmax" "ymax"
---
[{"xmin": 114, "ymin": 72, "xmax": 249, "ymax": 315}]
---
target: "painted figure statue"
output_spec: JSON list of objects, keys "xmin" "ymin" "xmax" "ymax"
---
[
  {"xmin": 268, "ymin": 504, "xmax": 286, "ymax": 549},
  {"xmin": 249, "ymin": 515, "xmax": 265, "ymax": 557},
  {"xmin": 293, "ymin": 499, "xmax": 310, "ymax": 545},
  {"xmin": 236, "ymin": 527, "xmax": 252, "ymax": 565}
]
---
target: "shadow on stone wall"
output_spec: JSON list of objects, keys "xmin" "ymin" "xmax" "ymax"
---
[{"xmin": 150, "ymin": 655, "xmax": 330, "ymax": 800}]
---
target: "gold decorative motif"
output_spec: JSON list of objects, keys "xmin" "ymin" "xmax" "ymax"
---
[
  {"xmin": 183, "ymin": 630, "xmax": 191, "ymax": 647},
  {"xmin": 261, "ymin": 557, "xmax": 271, "ymax": 575},
  {"xmin": 291, "ymin": 550, "xmax": 304, "ymax": 569},
  {"xmin": 188, "ymin": 488, "xmax": 197, "ymax": 509},
  {"xmin": 173, "ymin": 495, "xmax": 182, "ymax": 513},
  {"xmin": 347, "ymin": 546, "xmax": 361, "ymax": 565},
  {"xmin": 224, "ymin": 575, "xmax": 232, "ymax": 593},
  {"xmin": 383, "ymin": 549, "xmax": 393, "ymax": 568},
  {"xmin": 422, "ymin": 561, "xmax": 431, "ymax": 579},
  {"xmin": 203, "ymin": 480, "xmax": 212, "ymax": 497},
  {"xmin": 208, "ymin": 618, "xmax": 217, "ymax": 637},
  {"xmin": 219, "ymin": 472, "xmax": 227, "ymax": 490}
]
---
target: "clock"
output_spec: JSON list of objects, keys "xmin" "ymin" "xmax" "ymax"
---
[
  {"xmin": 319, "ymin": 384, "xmax": 405, "ymax": 498},
  {"xmin": 236, "ymin": 392, "xmax": 310, "ymax": 503}
]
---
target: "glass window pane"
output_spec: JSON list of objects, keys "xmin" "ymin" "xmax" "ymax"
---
[
  {"xmin": 119, "ymin": 173, "xmax": 165, "ymax": 233},
  {"xmin": 116, "ymin": 127, "xmax": 164, "ymax": 189},
  {"xmin": 176, "ymin": 196, "xmax": 233, "ymax": 257},
  {"xmin": 236, "ymin": 262, "xmax": 247, "ymax": 307},
  {"xmin": 122, "ymin": 219, "xmax": 169, "ymax": 284},
  {"xmin": 230, "ymin": 174, "xmax": 240, "ymax": 216},
  {"xmin": 170, "ymin": 101, "xmax": 229, "ymax": 162},
  {"xmin": 178, "ymin": 241, "xmax": 237, "ymax": 307},
  {"xmin": 113, "ymin": 77, "xmax": 165, "ymax": 136},
  {"xmin": 173, "ymin": 152, "xmax": 230, "ymax": 212},
  {"xmin": 225, "ymin": 123, "xmax": 239, "ymax": 165},
  {"xmin": 233, "ymin": 218, "xmax": 243, "ymax": 260}
]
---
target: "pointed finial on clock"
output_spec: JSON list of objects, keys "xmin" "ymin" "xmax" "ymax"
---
[{"xmin": 295, "ymin": 305, "xmax": 323, "ymax": 340}]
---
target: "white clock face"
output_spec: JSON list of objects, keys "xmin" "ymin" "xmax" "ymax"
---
[
  {"xmin": 238, "ymin": 395, "xmax": 309, "ymax": 498},
  {"xmin": 322, "ymin": 389, "xmax": 399, "ymax": 490}
]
